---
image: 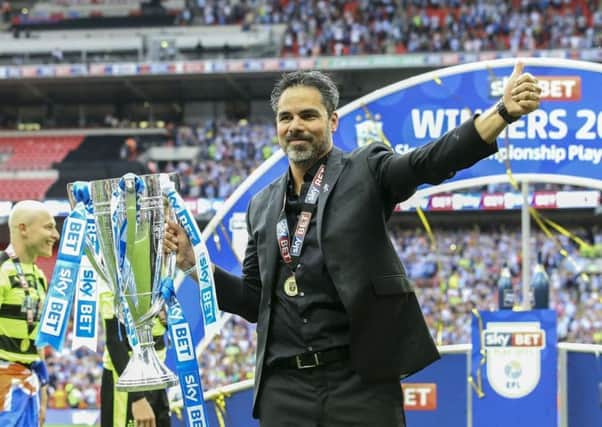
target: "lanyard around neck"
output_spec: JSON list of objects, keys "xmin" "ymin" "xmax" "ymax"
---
[
  {"xmin": 4, "ymin": 246, "xmax": 37, "ymax": 328},
  {"xmin": 4, "ymin": 247, "xmax": 30, "ymax": 292},
  {"xmin": 276, "ymin": 163, "xmax": 325, "ymax": 272}
]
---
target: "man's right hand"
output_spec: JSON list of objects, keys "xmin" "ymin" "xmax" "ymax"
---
[
  {"xmin": 164, "ymin": 220, "xmax": 195, "ymax": 272},
  {"xmin": 131, "ymin": 397, "xmax": 156, "ymax": 427}
]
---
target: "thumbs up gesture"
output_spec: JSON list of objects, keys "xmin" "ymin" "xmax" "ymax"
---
[{"xmin": 502, "ymin": 61, "xmax": 542, "ymax": 118}]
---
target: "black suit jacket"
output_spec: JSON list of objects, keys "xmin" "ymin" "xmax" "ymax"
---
[{"xmin": 214, "ymin": 117, "xmax": 498, "ymax": 416}]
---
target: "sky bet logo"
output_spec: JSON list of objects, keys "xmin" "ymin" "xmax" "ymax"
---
[
  {"xmin": 178, "ymin": 211, "xmax": 201, "ymax": 246},
  {"xmin": 40, "ymin": 296, "xmax": 68, "ymax": 336},
  {"xmin": 401, "ymin": 383, "xmax": 437, "ymax": 411},
  {"xmin": 483, "ymin": 330, "xmax": 545, "ymax": 349},
  {"xmin": 173, "ymin": 323, "xmax": 194, "ymax": 362},
  {"xmin": 186, "ymin": 404, "xmax": 207, "ymax": 427},
  {"xmin": 60, "ymin": 217, "xmax": 86, "ymax": 257},
  {"xmin": 490, "ymin": 76, "xmax": 581, "ymax": 101}
]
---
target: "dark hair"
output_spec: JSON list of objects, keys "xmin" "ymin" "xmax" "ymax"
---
[{"xmin": 270, "ymin": 70, "xmax": 339, "ymax": 116}]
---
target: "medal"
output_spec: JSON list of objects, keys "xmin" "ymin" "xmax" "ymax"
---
[
  {"xmin": 22, "ymin": 293, "xmax": 34, "ymax": 325},
  {"xmin": 284, "ymin": 276, "xmax": 298, "ymax": 297},
  {"xmin": 20, "ymin": 338, "xmax": 30, "ymax": 353}
]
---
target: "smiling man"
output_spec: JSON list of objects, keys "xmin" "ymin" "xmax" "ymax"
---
[
  {"xmin": 0, "ymin": 200, "xmax": 59, "ymax": 427},
  {"xmin": 166, "ymin": 63, "xmax": 541, "ymax": 426}
]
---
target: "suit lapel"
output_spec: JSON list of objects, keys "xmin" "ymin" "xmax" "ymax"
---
[
  {"xmin": 261, "ymin": 172, "xmax": 288, "ymax": 294},
  {"xmin": 317, "ymin": 147, "xmax": 345, "ymax": 242}
]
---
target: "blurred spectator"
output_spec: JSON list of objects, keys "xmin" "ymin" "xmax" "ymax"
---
[
  {"xmin": 51, "ymin": 47, "xmax": 63, "ymax": 63},
  {"xmin": 120, "ymin": 137, "xmax": 139, "ymax": 161},
  {"xmin": 1, "ymin": 1, "xmax": 10, "ymax": 23}
]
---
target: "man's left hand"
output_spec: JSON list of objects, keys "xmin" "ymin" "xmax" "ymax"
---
[{"xmin": 503, "ymin": 61, "xmax": 542, "ymax": 118}]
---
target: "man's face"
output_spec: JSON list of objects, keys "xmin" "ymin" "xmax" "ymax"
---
[
  {"xmin": 276, "ymin": 85, "xmax": 338, "ymax": 166},
  {"xmin": 25, "ymin": 211, "xmax": 59, "ymax": 258}
]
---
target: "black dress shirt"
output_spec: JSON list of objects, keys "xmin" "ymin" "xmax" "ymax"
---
[{"xmin": 265, "ymin": 156, "xmax": 349, "ymax": 365}]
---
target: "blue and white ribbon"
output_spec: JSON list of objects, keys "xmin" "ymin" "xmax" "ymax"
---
[
  {"xmin": 70, "ymin": 182, "xmax": 101, "ymax": 351},
  {"xmin": 162, "ymin": 278, "xmax": 210, "ymax": 427},
  {"xmin": 36, "ymin": 202, "xmax": 87, "ymax": 350},
  {"xmin": 108, "ymin": 174, "xmax": 142, "ymax": 352},
  {"xmin": 161, "ymin": 175, "xmax": 220, "ymax": 336},
  {"xmin": 71, "ymin": 256, "xmax": 99, "ymax": 351}
]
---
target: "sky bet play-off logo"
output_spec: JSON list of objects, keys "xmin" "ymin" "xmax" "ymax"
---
[{"xmin": 483, "ymin": 322, "xmax": 546, "ymax": 399}]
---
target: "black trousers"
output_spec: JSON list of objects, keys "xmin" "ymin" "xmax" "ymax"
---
[
  {"xmin": 101, "ymin": 368, "xmax": 171, "ymax": 427},
  {"xmin": 257, "ymin": 360, "xmax": 406, "ymax": 427}
]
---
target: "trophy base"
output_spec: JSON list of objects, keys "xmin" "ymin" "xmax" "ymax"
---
[{"xmin": 116, "ymin": 336, "xmax": 179, "ymax": 392}]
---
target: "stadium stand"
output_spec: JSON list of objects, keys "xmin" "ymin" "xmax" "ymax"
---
[
  {"xmin": 0, "ymin": 134, "xmax": 82, "ymax": 199},
  {"xmin": 0, "ymin": 134, "xmax": 82, "ymax": 170},
  {"xmin": 10, "ymin": 0, "xmax": 185, "ymax": 30},
  {"xmin": 0, "ymin": 176, "xmax": 57, "ymax": 200},
  {"xmin": 1, "ymin": 0, "xmax": 600, "ymax": 64},
  {"xmin": 46, "ymin": 131, "xmax": 162, "ymax": 197},
  {"xmin": 0, "ymin": 24, "xmax": 285, "ymax": 64}
]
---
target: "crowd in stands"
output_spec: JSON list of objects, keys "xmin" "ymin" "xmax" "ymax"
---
[
  {"xmin": 276, "ymin": 0, "xmax": 602, "ymax": 56},
  {"xmin": 42, "ymin": 221, "xmax": 601, "ymax": 406},
  {"xmin": 3, "ymin": 0, "xmax": 601, "ymax": 61},
  {"xmin": 45, "ymin": 334, "xmax": 103, "ymax": 409},
  {"xmin": 147, "ymin": 119, "xmax": 278, "ymax": 199},
  {"xmin": 199, "ymin": 224, "xmax": 602, "ymax": 391}
]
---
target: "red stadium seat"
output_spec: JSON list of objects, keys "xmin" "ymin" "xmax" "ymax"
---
[
  {"xmin": 0, "ymin": 136, "xmax": 84, "ymax": 171},
  {"xmin": 0, "ymin": 178, "xmax": 57, "ymax": 200}
]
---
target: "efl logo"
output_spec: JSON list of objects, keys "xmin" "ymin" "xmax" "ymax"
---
[
  {"xmin": 483, "ymin": 322, "xmax": 545, "ymax": 398},
  {"xmin": 489, "ymin": 76, "xmax": 581, "ymax": 101},
  {"xmin": 402, "ymin": 383, "xmax": 437, "ymax": 411}
]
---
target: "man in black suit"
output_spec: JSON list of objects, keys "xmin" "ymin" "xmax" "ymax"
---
[{"xmin": 165, "ymin": 63, "xmax": 541, "ymax": 426}]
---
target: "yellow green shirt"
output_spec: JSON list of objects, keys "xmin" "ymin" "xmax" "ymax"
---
[{"xmin": 0, "ymin": 258, "xmax": 47, "ymax": 364}]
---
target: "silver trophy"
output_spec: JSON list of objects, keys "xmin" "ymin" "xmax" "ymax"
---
[{"xmin": 68, "ymin": 173, "xmax": 179, "ymax": 392}]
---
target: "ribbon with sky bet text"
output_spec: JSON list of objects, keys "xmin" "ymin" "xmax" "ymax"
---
[
  {"xmin": 36, "ymin": 202, "xmax": 87, "ymax": 350},
  {"xmin": 161, "ymin": 175, "xmax": 220, "ymax": 337},
  {"xmin": 70, "ymin": 182, "xmax": 102, "ymax": 351},
  {"xmin": 161, "ymin": 277, "xmax": 210, "ymax": 427}
]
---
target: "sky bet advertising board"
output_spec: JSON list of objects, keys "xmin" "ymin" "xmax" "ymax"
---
[
  {"xmin": 471, "ymin": 310, "xmax": 557, "ymax": 427},
  {"xmin": 334, "ymin": 58, "xmax": 602, "ymax": 194}
]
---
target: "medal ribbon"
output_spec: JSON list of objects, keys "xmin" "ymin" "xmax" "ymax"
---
[
  {"xmin": 276, "ymin": 164, "xmax": 325, "ymax": 271},
  {"xmin": 161, "ymin": 277, "xmax": 211, "ymax": 427},
  {"xmin": 36, "ymin": 203, "xmax": 87, "ymax": 350},
  {"xmin": 162, "ymin": 175, "xmax": 220, "ymax": 337}
]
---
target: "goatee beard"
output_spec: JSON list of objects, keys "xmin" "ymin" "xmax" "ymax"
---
[{"xmin": 287, "ymin": 146, "xmax": 318, "ymax": 168}]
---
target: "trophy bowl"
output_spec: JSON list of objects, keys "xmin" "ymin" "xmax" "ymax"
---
[{"xmin": 68, "ymin": 173, "xmax": 180, "ymax": 392}]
